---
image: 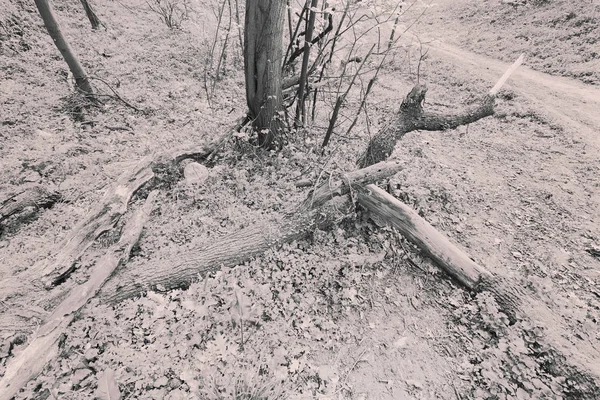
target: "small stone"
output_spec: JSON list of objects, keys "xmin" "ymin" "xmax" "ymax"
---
[
  {"xmin": 22, "ymin": 171, "xmax": 41, "ymax": 183},
  {"xmin": 184, "ymin": 162, "xmax": 209, "ymax": 186},
  {"xmin": 83, "ymin": 347, "xmax": 99, "ymax": 361},
  {"xmin": 71, "ymin": 368, "xmax": 92, "ymax": 385},
  {"xmin": 512, "ymin": 251, "xmax": 523, "ymax": 259},
  {"xmin": 154, "ymin": 376, "xmax": 169, "ymax": 388},
  {"xmin": 168, "ymin": 377, "xmax": 182, "ymax": 389}
]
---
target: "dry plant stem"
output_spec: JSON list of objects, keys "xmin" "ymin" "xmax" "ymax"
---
[
  {"xmin": 326, "ymin": 0, "xmax": 350, "ymax": 66},
  {"xmin": 322, "ymin": 44, "xmax": 375, "ymax": 148},
  {"xmin": 234, "ymin": 0, "xmax": 243, "ymax": 55},
  {"xmin": 214, "ymin": 0, "xmax": 233, "ymax": 83},
  {"xmin": 295, "ymin": 0, "xmax": 319, "ymax": 125},
  {"xmin": 0, "ymin": 191, "xmax": 157, "ymax": 400},
  {"xmin": 207, "ymin": 0, "xmax": 227, "ymax": 96},
  {"xmin": 0, "ymin": 186, "xmax": 61, "ymax": 224},
  {"xmin": 283, "ymin": 5, "xmax": 307, "ymax": 68},
  {"xmin": 34, "ymin": 0, "xmax": 94, "ymax": 94}
]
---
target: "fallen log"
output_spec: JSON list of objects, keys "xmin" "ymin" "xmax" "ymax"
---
[
  {"xmin": 0, "ymin": 191, "xmax": 157, "ymax": 400},
  {"xmin": 0, "ymin": 117, "xmax": 246, "ymax": 303},
  {"xmin": 99, "ymin": 160, "xmax": 404, "ymax": 303},
  {"xmin": 0, "ymin": 186, "xmax": 61, "ymax": 225},
  {"xmin": 357, "ymin": 184, "xmax": 522, "ymax": 321}
]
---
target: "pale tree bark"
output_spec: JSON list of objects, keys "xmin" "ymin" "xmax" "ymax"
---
[
  {"xmin": 244, "ymin": 0, "xmax": 286, "ymax": 148},
  {"xmin": 34, "ymin": 0, "xmax": 94, "ymax": 94},
  {"xmin": 80, "ymin": 0, "xmax": 101, "ymax": 30}
]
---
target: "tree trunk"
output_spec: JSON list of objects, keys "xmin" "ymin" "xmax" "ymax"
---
[
  {"xmin": 80, "ymin": 0, "xmax": 101, "ymax": 30},
  {"xmin": 34, "ymin": 0, "xmax": 94, "ymax": 94},
  {"xmin": 244, "ymin": 0, "xmax": 285, "ymax": 148}
]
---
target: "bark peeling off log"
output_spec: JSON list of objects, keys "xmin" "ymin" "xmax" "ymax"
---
[
  {"xmin": 358, "ymin": 84, "xmax": 495, "ymax": 168},
  {"xmin": 39, "ymin": 157, "xmax": 155, "ymax": 288}
]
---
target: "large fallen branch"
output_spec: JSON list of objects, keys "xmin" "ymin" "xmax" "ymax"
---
[
  {"xmin": 359, "ymin": 54, "xmax": 524, "ymax": 168},
  {"xmin": 99, "ymin": 161, "xmax": 403, "ymax": 303},
  {"xmin": 0, "ymin": 118, "xmax": 245, "ymax": 304},
  {"xmin": 0, "ymin": 191, "xmax": 157, "ymax": 400},
  {"xmin": 357, "ymin": 184, "xmax": 522, "ymax": 320}
]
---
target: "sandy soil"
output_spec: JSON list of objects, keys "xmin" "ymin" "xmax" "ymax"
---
[{"xmin": 1, "ymin": 0, "xmax": 599, "ymax": 399}]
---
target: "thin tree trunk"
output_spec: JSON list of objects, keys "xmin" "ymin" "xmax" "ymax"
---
[
  {"xmin": 34, "ymin": 0, "xmax": 94, "ymax": 94},
  {"xmin": 244, "ymin": 0, "xmax": 285, "ymax": 147},
  {"xmin": 295, "ymin": 0, "xmax": 318, "ymax": 125},
  {"xmin": 80, "ymin": 0, "xmax": 101, "ymax": 30}
]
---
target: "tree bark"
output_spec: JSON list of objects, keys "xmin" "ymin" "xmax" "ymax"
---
[
  {"xmin": 80, "ymin": 0, "xmax": 101, "ymax": 30},
  {"xmin": 358, "ymin": 84, "xmax": 495, "ymax": 168},
  {"xmin": 0, "ymin": 186, "xmax": 61, "ymax": 225},
  {"xmin": 34, "ymin": 0, "xmax": 94, "ymax": 94},
  {"xmin": 99, "ymin": 161, "xmax": 403, "ymax": 303},
  {"xmin": 244, "ymin": 0, "xmax": 286, "ymax": 147}
]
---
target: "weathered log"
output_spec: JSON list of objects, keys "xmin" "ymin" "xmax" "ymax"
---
[
  {"xmin": 38, "ymin": 158, "xmax": 155, "ymax": 288},
  {"xmin": 0, "ymin": 192, "xmax": 157, "ymax": 400},
  {"xmin": 99, "ymin": 161, "xmax": 404, "ymax": 303},
  {"xmin": 356, "ymin": 184, "xmax": 523, "ymax": 321},
  {"xmin": 0, "ymin": 186, "xmax": 61, "ymax": 225},
  {"xmin": 358, "ymin": 184, "xmax": 491, "ymax": 288}
]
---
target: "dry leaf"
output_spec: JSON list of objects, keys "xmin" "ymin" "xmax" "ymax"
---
[{"xmin": 95, "ymin": 368, "xmax": 121, "ymax": 400}]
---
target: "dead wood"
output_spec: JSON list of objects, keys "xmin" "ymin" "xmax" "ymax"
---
[
  {"xmin": 358, "ymin": 84, "xmax": 495, "ymax": 168},
  {"xmin": 99, "ymin": 161, "xmax": 404, "ymax": 303},
  {"xmin": 356, "ymin": 184, "xmax": 526, "ymax": 321},
  {"xmin": 358, "ymin": 184, "xmax": 491, "ymax": 288},
  {"xmin": 0, "ymin": 186, "xmax": 61, "ymax": 225},
  {"xmin": 358, "ymin": 54, "xmax": 524, "ymax": 168},
  {"xmin": 0, "ymin": 191, "xmax": 157, "ymax": 400}
]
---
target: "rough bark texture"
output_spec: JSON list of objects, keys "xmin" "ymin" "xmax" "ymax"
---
[
  {"xmin": 39, "ymin": 159, "xmax": 155, "ymax": 288},
  {"xmin": 100, "ymin": 161, "xmax": 404, "ymax": 303},
  {"xmin": 0, "ymin": 186, "xmax": 61, "ymax": 224},
  {"xmin": 0, "ymin": 192, "xmax": 156, "ymax": 400},
  {"xmin": 244, "ymin": 0, "xmax": 286, "ymax": 147},
  {"xmin": 358, "ymin": 84, "xmax": 495, "ymax": 167},
  {"xmin": 34, "ymin": 0, "xmax": 94, "ymax": 94},
  {"xmin": 80, "ymin": 0, "xmax": 101, "ymax": 30},
  {"xmin": 358, "ymin": 184, "xmax": 492, "ymax": 288}
]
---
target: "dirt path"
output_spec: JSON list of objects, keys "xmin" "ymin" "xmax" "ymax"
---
[{"xmin": 424, "ymin": 39, "xmax": 600, "ymax": 150}]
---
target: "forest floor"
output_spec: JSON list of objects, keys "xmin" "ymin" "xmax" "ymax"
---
[{"xmin": 1, "ymin": 0, "xmax": 599, "ymax": 399}]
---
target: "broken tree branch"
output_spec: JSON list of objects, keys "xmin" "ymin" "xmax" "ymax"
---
[
  {"xmin": 0, "ymin": 191, "xmax": 157, "ymax": 400},
  {"xmin": 359, "ymin": 54, "xmax": 524, "ymax": 168},
  {"xmin": 99, "ymin": 161, "xmax": 404, "ymax": 303}
]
